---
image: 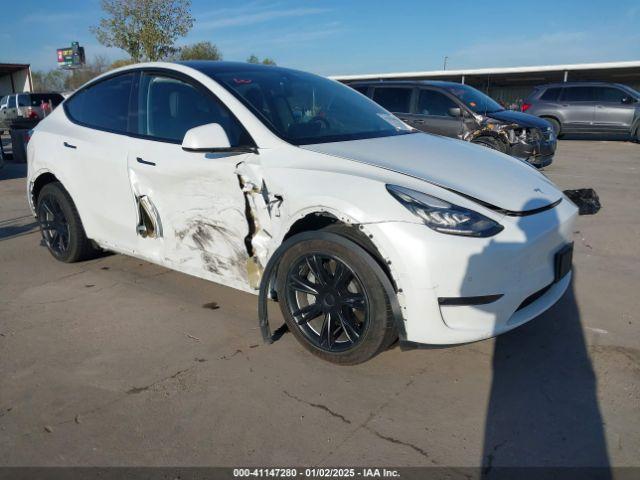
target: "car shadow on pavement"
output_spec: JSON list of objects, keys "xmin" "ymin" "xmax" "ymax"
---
[
  {"xmin": 482, "ymin": 279, "xmax": 610, "ymax": 478},
  {"xmin": 469, "ymin": 200, "xmax": 610, "ymax": 477}
]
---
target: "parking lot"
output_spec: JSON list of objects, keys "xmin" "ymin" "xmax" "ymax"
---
[{"xmin": 0, "ymin": 140, "xmax": 639, "ymax": 468}]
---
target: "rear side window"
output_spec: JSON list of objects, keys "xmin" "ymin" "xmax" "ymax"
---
[
  {"xmin": 540, "ymin": 88, "xmax": 561, "ymax": 101},
  {"xmin": 65, "ymin": 73, "xmax": 134, "ymax": 133},
  {"xmin": 351, "ymin": 85, "xmax": 369, "ymax": 96},
  {"xmin": 417, "ymin": 89, "xmax": 459, "ymax": 117},
  {"xmin": 595, "ymin": 87, "xmax": 627, "ymax": 103},
  {"xmin": 561, "ymin": 87, "xmax": 595, "ymax": 102},
  {"xmin": 372, "ymin": 87, "xmax": 412, "ymax": 113},
  {"xmin": 17, "ymin": 94, "xmax": 29, "ymax": 107},
  {"xmin": 136, "ymin": 73, "xmax": 250, "ymax": 145},
  {"xmin": 30, "ymin": 93, "xmax": 64, "ymax": 107},
  {"xmin": 8, "ymin": 96, "xmax": 16, "ymax": 108}
]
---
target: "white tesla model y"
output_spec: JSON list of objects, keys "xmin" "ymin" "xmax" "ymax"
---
[{"xmin": 27, "ymin": 61, "xmax": 577, "ymax": 364}]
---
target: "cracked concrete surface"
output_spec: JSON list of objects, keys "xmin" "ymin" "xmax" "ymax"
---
[{"xmin": 0, "ymin": 140, "xmax": 639, "ymax": 467}]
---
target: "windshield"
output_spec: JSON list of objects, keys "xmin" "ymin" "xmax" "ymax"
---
[
  {"xmin": 443, "ymin": 84, "xmax": 503, "ymax": 114},
  {"xmin": 212, "ymin": 68, "xmax": 414, "ymax": 145}
]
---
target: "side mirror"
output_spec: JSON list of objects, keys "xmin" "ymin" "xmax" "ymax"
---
[
  {"xmin": 448, "ymin": 107, "xmax": 462, "ymax": 117},
  {"xmin": 182, "ymin": 123, "xmax": 231, "ymax": 152},
  {"xmin": 621, "ymin": 96, "xmax": 636, "ymax": 104}
]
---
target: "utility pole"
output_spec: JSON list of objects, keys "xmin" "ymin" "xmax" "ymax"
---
[{"xmin": 443, "ymin": 56, "xmax": 448, "ymax": 70}]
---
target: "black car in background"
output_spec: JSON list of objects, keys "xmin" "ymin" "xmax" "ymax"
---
[{"xmin": 349, "ymin": 80, "xmax": 556, "ymax": 168}]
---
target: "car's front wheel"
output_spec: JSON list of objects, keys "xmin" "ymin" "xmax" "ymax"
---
[
  {"xmin": 276, "ymin": 233, "xmax": 395, "ymax": 365},
  {"xmin": 36, "ymin": 182, "xmax": 98, "ymax": 263},
  {"xmin": 472, "ymin": 136, "xmax": 506, "ymax": 153}
]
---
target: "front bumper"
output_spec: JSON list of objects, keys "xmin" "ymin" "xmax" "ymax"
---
[
  {"xmin": 509, "ymin": 131, "xmax": 557, "ymax": 168},
  {"xmin": 364, "ymin": 197, "xmax": 578, "ymax": 345}
]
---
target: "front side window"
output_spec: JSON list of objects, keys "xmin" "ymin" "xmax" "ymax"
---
[
  {"xmin": 372, "ymin": 88, "xmax": 412, "ymax": 113},
  {"xmin": 65, "ymin": 73, "xmax": 134, "ymax": 133},
  {"xmin": 561, "ymin": 87, "xmax": 595, "ymax": 102},
  {"xmin": 596, "ymin": 87, "xmax": 627, "ymax": 103},
  {"xmin": 417, "ymin": 89, "xmax": 459, "ymax": 117},
  {"xmin": 442, "ymin": 84, "xmax": 503, "ymax": 114},
  {"xmin": 211, "ymin": 67, "xmax": 413, "ymax": 145},
  {"xmin": 136, "ymin": 74, "xmax": 249, "ymax": 145}
]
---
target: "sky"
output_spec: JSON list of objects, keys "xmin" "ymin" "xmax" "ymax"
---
[{"xmin": 1, "ymin": 0, "xmax": 639, "ymax": 76}]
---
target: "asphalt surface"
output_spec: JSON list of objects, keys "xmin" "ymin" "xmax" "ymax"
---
[{"xmin": 0, "ymin": 140, "xmax": 639, "ymax": 469}]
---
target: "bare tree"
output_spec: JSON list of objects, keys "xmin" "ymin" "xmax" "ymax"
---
[{"xmin": 91, "ymin": 0, "xmax": 194, "ymax": 62}]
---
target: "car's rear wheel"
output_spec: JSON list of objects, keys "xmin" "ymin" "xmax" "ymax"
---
[
  {"xmin": 36, "ymin": 182, "xmax": 98, "ymax": 263},
  {"xmin": 276, "ymin": 234, "xmax": 394, "ymax": 365}
]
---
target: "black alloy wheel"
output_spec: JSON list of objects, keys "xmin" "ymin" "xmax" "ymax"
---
[
  {"xmin": 36, "ymin": 182, "xmax": 98, "ymax": 263},
  {"xmin": 285, "ymin": 253, "xmax": 370, "ymax": 352},
  {"xmin": 37, "ymin": 194, "xmax": 70, "ymax": 258}
]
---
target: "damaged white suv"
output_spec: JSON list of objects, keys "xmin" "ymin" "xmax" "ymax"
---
[{"xmin": 27, "ymin": 61, "xmax": 577, "ymax": 364}]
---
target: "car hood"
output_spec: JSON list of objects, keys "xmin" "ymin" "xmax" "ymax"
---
[
  {"xmin": 484, "ymin": 109, "xmax": 551, "ymax": 130},
  {"xmin": 301, "ymin": 132, "xmax": 562, "ymax": 213}
]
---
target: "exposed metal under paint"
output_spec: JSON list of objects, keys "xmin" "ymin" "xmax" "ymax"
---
[
  {"xmin": 136, "ymin": 195, "xmax": 162, "ymax": 239},
  {"xmin": 235, "ymin": 161, "xmax": 281, "ymax": 290}
]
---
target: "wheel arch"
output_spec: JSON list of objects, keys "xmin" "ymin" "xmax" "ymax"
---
[
  {"xmin": 281, "ymin": 209, "xmax": 398, "ymax": 292},
  {"xmin": 29, "ymin": 171, "xmax": 60, "ymax": 211},
  {"xmin": 539, "ymin": 115, "xmax": 562, "ymax": 129}
]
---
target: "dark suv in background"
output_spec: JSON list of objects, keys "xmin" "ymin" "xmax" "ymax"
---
[
  {"xmin": 523, "ymin": 82, "xmax": 640, "ymax": 141},
  {"xmin": 350, "ymin": 81, "xmax": 556, "ymax": 168}
]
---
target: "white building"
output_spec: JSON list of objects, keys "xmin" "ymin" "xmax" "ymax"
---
[
  {"xmin": 0, "ymin": 63, "xmax": 33, "ymax": 96},
  {"xmin": 332, "ymin": 60, "xmax": 640, "ymax": 104}
]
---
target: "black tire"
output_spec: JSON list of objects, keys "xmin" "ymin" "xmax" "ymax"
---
[
  {"xmin": 276, "ymin": 232, "xmax": 395, "ymax": 365},
  {"xmin": 36, "ymin": 182, "xmax": 98, "ymax": 263},
  {"xmin": 322, "ymin": 224, "xmax": 399, "ymax": 351},
  {"xmin": 472, "ymin": 136, "xmax": 506, "ymax": 153},
  {"xmin": 544, "ymin": 117, "xmax": 561, "ymax": 137}
]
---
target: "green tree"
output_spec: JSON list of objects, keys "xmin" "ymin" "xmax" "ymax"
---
[
  {"xmin": 91, "ymin": 0, "xmax": 194, "ymax": 62},
  {"xmin": 179, "ymin": 41, "xmax": 222, "ymax": 61},
  {"xmin": 110, "ymin": 58, "xmax": 136, "ymax": 69},
  {"xmin": 246, "ymin": 54, "xmax": 276, "ymax": 65}
]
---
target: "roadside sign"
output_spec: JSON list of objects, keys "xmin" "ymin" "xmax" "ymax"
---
[{"xmin": 57, "ymin": 42, "xmax": 85, "ymax": 69}]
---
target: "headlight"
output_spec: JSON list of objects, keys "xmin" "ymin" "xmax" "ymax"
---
[{"xmin": 386, "ymin": 185, "xmax": 503, "ymax": 237}]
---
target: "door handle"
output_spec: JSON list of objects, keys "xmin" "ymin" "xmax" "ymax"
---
[
  {"xmin": 63, "ymin": 142, "xmax": 77, "ymax": 149},
  {"xmin": 413, "ymin": 119, "xmax": 426, "ymax": 124},
  {"xmin": 136, "ymin": 157, "xmax": 156, "ymax": 166}
]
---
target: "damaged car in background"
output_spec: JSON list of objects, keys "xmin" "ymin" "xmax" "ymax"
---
[
  {"xmin": 349, "ymin": 80, "xmax": 557, "ymax": 168},
  {"xmin": 27, "ymin": 61, "xmax": 577, "ymax": 364}
]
